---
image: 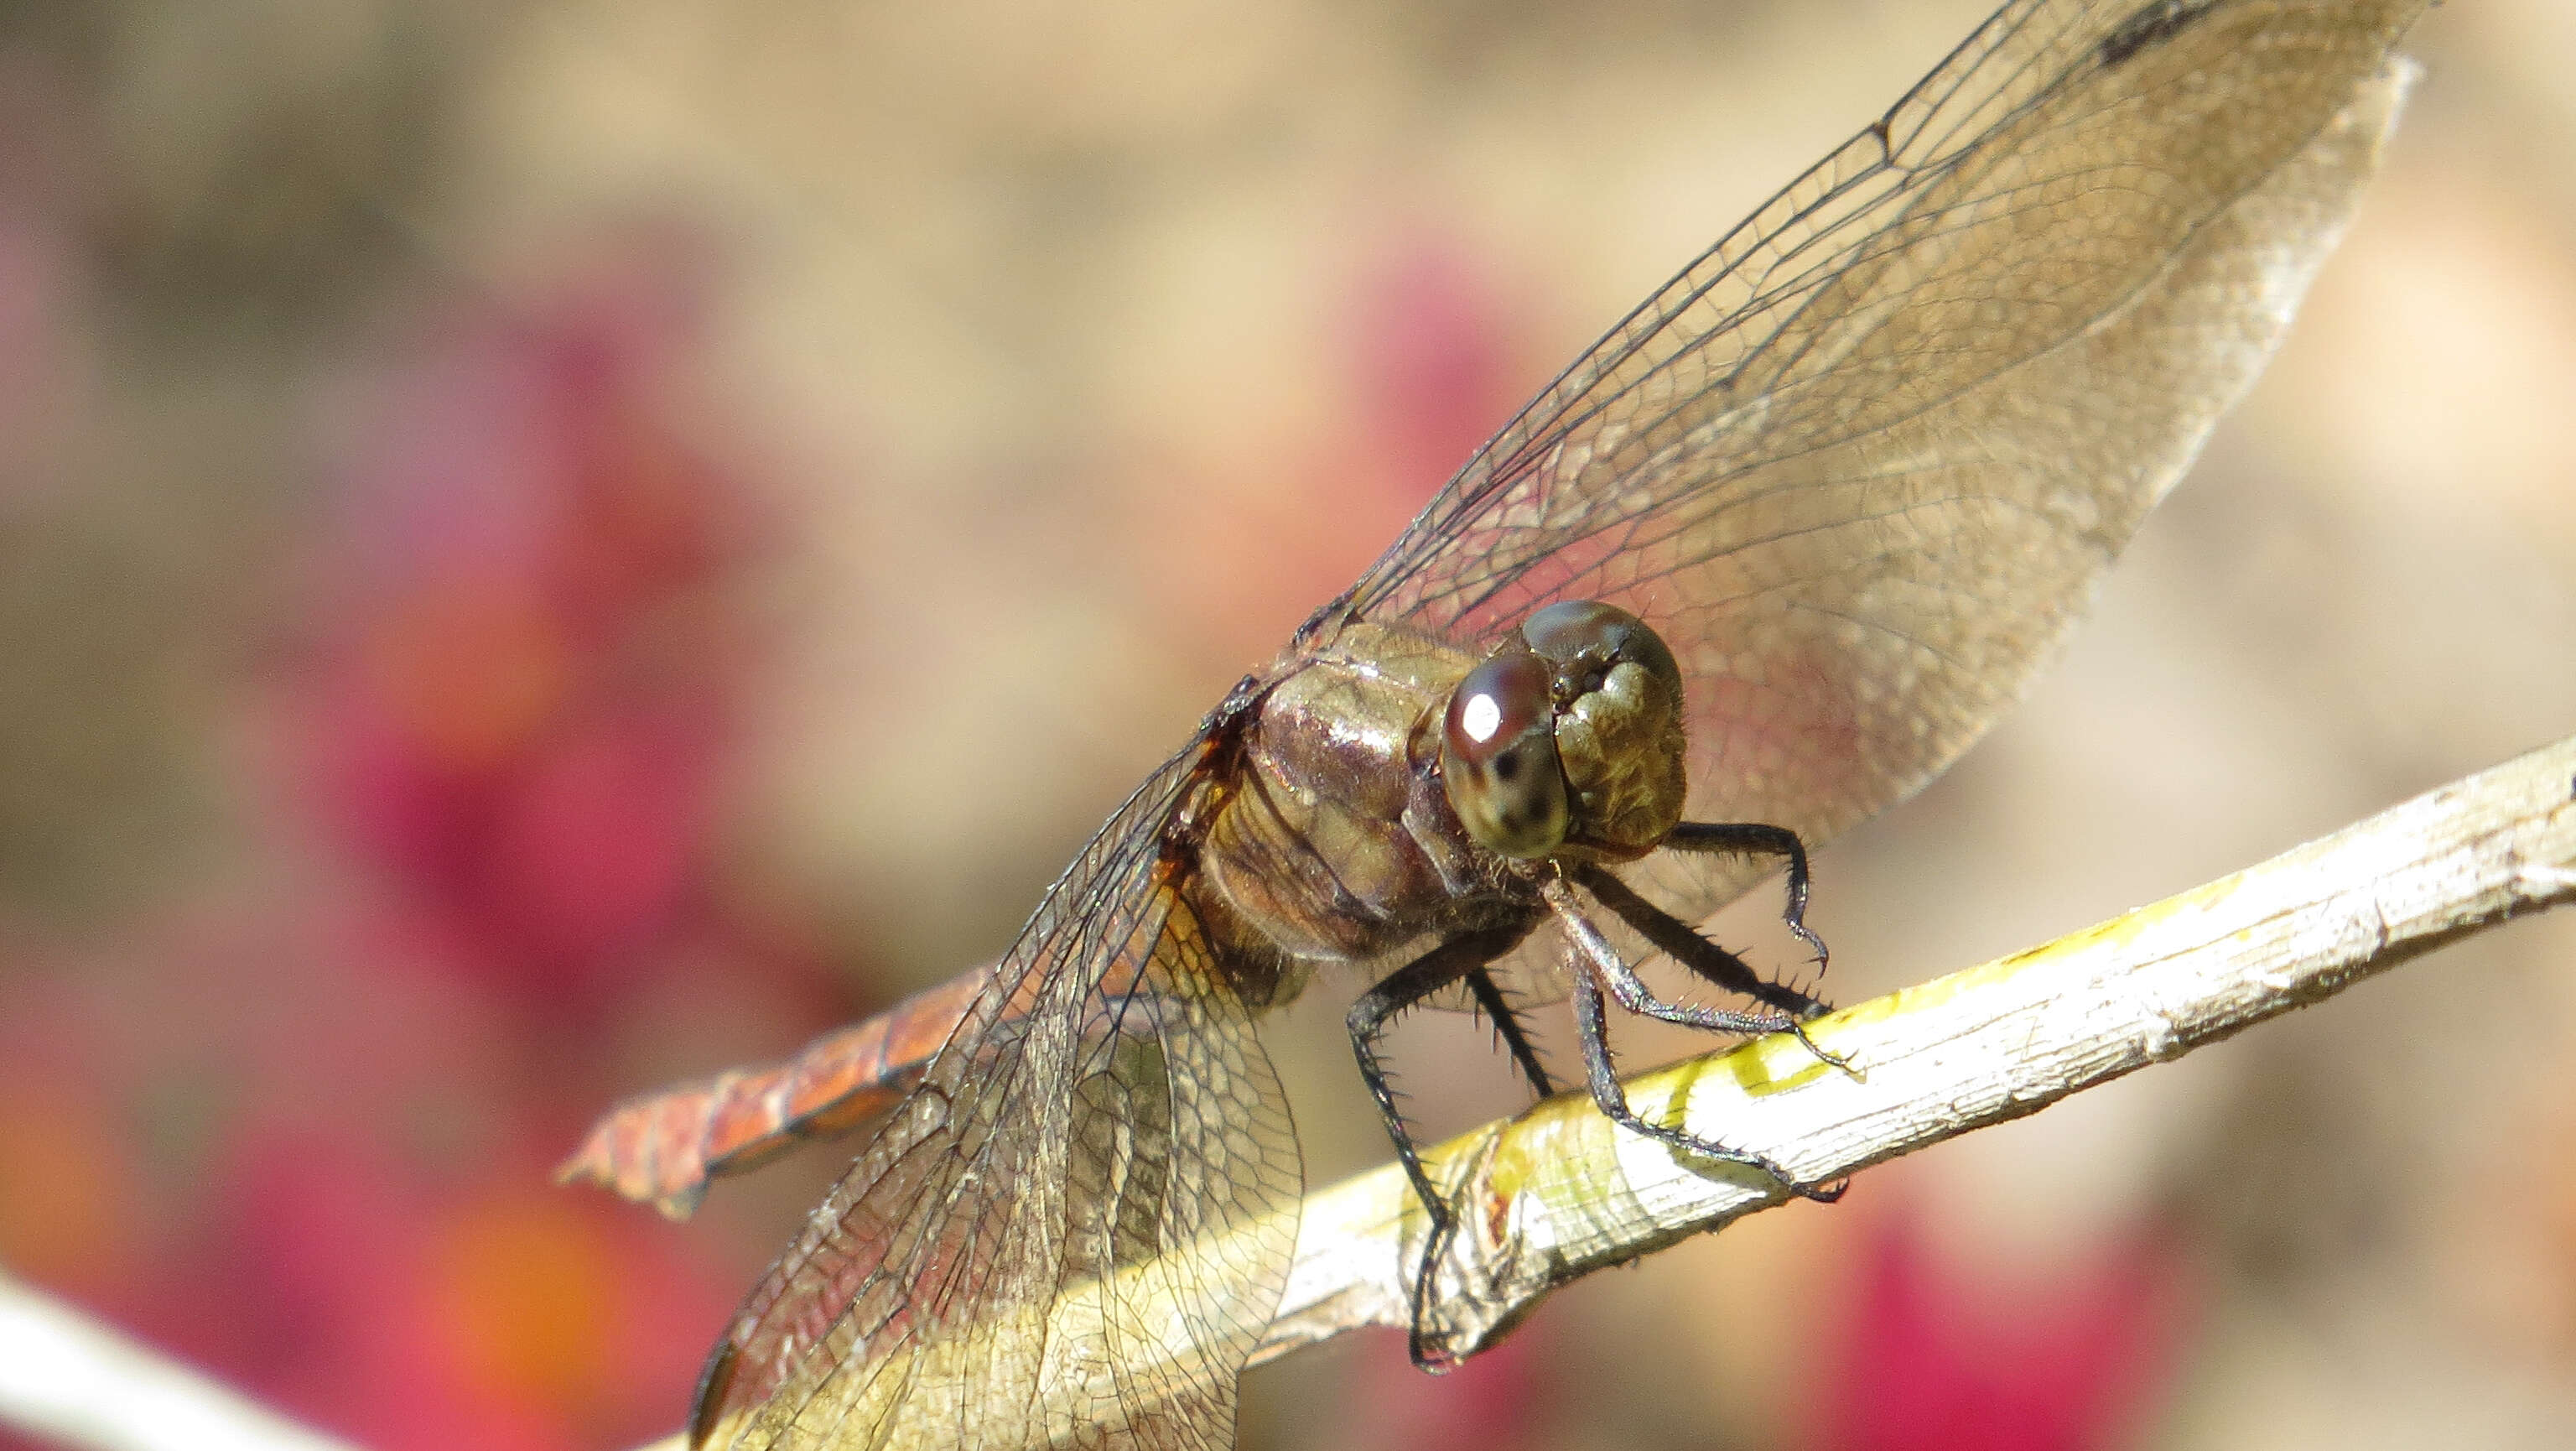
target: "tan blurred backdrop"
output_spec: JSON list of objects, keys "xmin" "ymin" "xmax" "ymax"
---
[{"xmin": 3, "ymin": 3, "xmax": 2574, "ymax": 1448}]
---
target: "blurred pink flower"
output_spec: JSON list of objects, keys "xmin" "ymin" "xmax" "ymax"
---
[
  {"xmin": 1346, "ymin": 226, "xmax": 1524, "ymax": 501},
  {"xmin": 145, "ymin": 1124, "xmax": 728, "ymax": 1451},
  {"xmin": 288, "ymin": 243, "xmax": 766, "ymax": 1018},
  {"xmin": 1332, "ymin": 1325, "xmax": 1551, "ymax": 1451},
  {"xmin": 0, "ymin": 231, "xmax": 834, "ymax": 1448},
  {"xmin": 1816, "ymin": 1213, "xmax": 2193, "ymax": 1451}
]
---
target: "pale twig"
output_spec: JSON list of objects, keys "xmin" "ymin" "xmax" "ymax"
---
[
  {"xmin": 1263, "ymin": 731, "xmax": 2576, "ymax": 1362},
  {"xmin": 8, "ymin": 740, "xmax": 2571, "ymax": 1451},
  {"xmin": 0, "ymin": 1272, "xmax": 361, "ymax": 1451},
  {"xmin": 657, "ymin": 732, "xmax": 2576, "ymax": 1451}
]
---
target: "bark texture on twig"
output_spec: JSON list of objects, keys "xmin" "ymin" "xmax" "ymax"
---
[
  {"xmin": 7, "ymin": 738, "xmax": 2571, "ymax": 1451},
  {"xmin": 1261, "ymin": 731, "xmax": 2576, "ymax": 1362}
]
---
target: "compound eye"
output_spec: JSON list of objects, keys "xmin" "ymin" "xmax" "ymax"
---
[
  {"xmin": 1519, "ymin": 600, "xmax": 1681, "ymax": 698},
  {"xmin": 1441, "ymin": 651, "xmax": 1569, "ymax": 859}
]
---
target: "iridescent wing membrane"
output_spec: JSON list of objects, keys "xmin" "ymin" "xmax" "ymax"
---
[
  {"xmin": 1341, "ymin": 0, "xmax": 2421, "ymax": 927},
  {"xmin": 692, "ymin": 752, "xmax": 1301, "ymax": 1449},
  {"xmin": 682, "ymin": 2, "xmax": 2422, "ymax": 1446}
]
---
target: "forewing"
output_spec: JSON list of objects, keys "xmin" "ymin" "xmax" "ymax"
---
[
  {"xmin": 1343, "ymin": 0, "xmax": 2423, "ymax": 920},
  {"xmin": 693, "ymin": 751, "xmax": 1301, "ymax": 1451}
]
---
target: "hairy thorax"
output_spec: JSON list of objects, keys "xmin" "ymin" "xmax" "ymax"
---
[{"xmin": 1193, "ymin": 622, "xmax": 1498, "ymax": 967}]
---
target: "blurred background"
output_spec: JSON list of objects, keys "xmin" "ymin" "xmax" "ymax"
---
[{"xmin": 3, "ymin": 1, "xmax": 2573, "ymax": 1448}]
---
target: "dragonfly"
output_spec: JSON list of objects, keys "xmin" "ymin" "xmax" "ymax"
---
[{"xmin": 562, "ymin": 2, "xmax": 2425, "ymax": 1445}]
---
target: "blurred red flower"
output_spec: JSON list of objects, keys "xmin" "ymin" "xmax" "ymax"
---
[{"xmin": 1817, "ymin": 1213, "xmax": 2194, "ymax": 1451}]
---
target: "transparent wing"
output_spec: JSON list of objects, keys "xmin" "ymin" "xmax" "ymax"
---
[
  {"xmin": 1340, "ymin": 0, "xmax": 2423, "ymax": 923},
  {"xmin": 692, "ymin": 750, "xmax": 1301, "ymax": 1451},
  {"xmin": 683, "ymin": 3, "xmax": 2430, "ymax": 1441}
]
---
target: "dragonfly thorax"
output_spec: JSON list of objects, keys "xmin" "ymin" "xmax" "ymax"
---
[
  {"xmin": 1441, "ymin": 601, "xmax": 1688, "ymax": 863},
  {"xmin": 1196, "ymin": 604, "xmax": 1693, "ymax": 965}
]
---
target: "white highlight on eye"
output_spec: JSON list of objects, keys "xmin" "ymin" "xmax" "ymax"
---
[{"xmin": 1461, "ymin": 692, "xmax": 1503, "ymax": 744}]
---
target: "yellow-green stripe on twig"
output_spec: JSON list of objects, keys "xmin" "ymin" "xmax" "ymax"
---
[
  {"xmin": 1262, "ymin": 731, "xmax": 2576, "ymax": 1364},
  {"xmin": 643, "ymin": 736, "xmax": 2576, "ymax": 1451}
]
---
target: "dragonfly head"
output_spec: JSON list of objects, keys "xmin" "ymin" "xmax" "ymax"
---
[{"xmin": 1440, "ymin": 600, "xmax": 1687, "ymax": 861}]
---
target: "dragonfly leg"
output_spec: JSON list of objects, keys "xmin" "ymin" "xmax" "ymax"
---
[
  {"xmin": 1575, "ymin": 864, "xmax": 1852, "ymax": 1074},
  {"xmin": 1348, "ymin": 921, "xmax": 1536, "ymax": 1370},
  {"xmin": 1576, "ymin": 863, "xmax": 1822, "ymax": 1017},
  {"xmin": 1461, "ymin": 965, "xmax": 1556, "ymax": 1100},
  {"xmin": 1546, "ymin": 876, "xmax": 1845, "ymax": 1204},
  {"xmin": 1664, "ymin": 821, "xmax": 1830, "ymax": 975}
]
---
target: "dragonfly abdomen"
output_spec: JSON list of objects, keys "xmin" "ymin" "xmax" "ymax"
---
[{"xmin": 553, "ymin": 965, "xmax": 993, "ymax": 1216}]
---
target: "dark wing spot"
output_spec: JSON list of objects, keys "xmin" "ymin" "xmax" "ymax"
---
[{"xmin": 2100, "ymin": 0, "xmax": 2220, "ymax": 67}]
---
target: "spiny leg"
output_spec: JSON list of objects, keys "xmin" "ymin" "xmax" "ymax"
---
[
  {"xmin": 1665, "ymin": 821, "xmax": 1829, "ymax": 971},
  {"xmin": 1575, "ymin": 865, "xmax": 1851, "ymax": 1074},
  {"xmin": 1348, "ymin": 921, "xmax": 1535, "ymax": 1368},
  {"xmin": 1653, "ymin": 823, "xmax": 1850, "ymax": 1069},
  {"xmin": 1565, "ymin": 962, "xmax": 1841, "ymax": 1202},
  {"xmin": 1461, "ymin": 965, "xmax": 1555, "ymax": 1100},
  {"xmin": 1576, "ymin": 866, "xmax": 1819, "ymax": 1021},
  {"xmin": 1543, "ymin": 876, "xmax": 1843, "ymax": 1204}
]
